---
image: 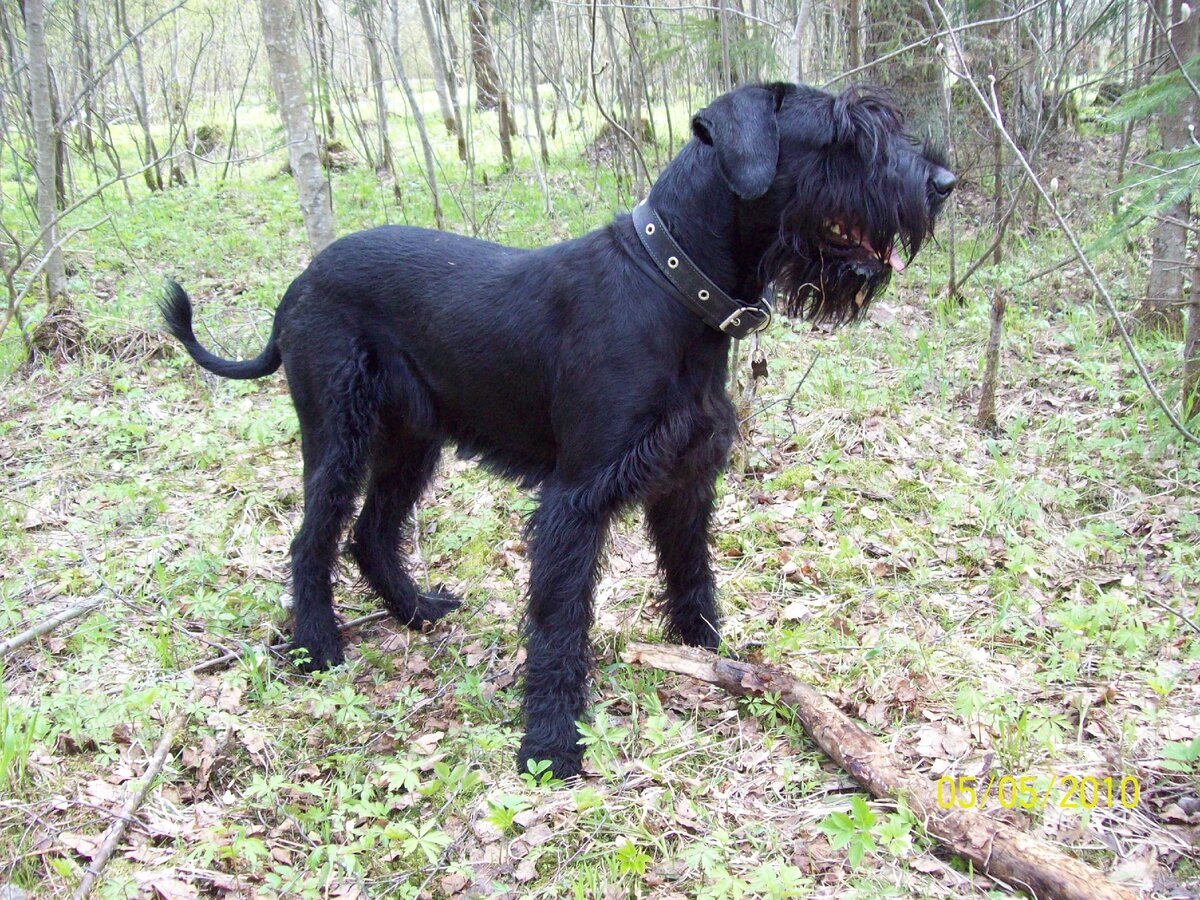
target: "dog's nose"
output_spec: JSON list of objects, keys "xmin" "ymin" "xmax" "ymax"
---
[{"xmin": 931, "ymin": 167, "xmax": 957, "ymax": 196}]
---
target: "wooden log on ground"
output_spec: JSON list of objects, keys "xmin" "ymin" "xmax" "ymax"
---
[
  {"xmin": 0, "ymin": 593, "xmax": 106, "ymax": 658},
  {"xmin": 622, "ymin": 642, "xmax": 1137, "ymax": 900}
]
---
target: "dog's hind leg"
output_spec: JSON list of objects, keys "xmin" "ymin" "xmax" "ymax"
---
[
  {"xmin": 518, "ymin": 482, "xmax": 616, "ymax": 780},
  {"xmin": 288, "ymin": 351, "xmax": 377, "ymax": 672},
  {"xmin": 645, "ymin": 477, "xmax": 722, "ymax": 651},
  {"xmin": 350, "ymin": 433, "xmax": 460, "ymax": 628}
]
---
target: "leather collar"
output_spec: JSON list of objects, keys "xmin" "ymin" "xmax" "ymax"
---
[{"xmin": 632, "ymin": 201, "xmax": 772, "ymax": 340}]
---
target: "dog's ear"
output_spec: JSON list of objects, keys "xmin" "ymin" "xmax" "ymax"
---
[{"xmin": 691, "ymin": 86, "xmax": 780, "ymax": 200}]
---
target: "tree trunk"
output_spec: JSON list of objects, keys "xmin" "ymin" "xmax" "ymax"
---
[
  {"xmin": 847, "ymin": 0, "xmax": 861, "ymax": 71},
  {"xmin": 790, "ymin": 0, "xmax": 811, "ymax": 82},
  {"xmin": 258, "ymin": 0, "xmax": 336, "ymax": 254},
  {"xmin": 992, "ymin": 90, "xmax": 1003, "ymax": 266},
  {"xmin": 358, "ymin": 2, "xmax": 399, "ymax": 198},
  {"xmin": 24, "ymin": 0, "xmax": 68, "ymax": 311},
  {"xmin": 117, "ymin": 0, "xmax": 163, "ymax": 192},
  {"xmin": 1141, "ymin": 0, "xmax": 1199, "ymax": 332},
  {"xmin": 418, "ymin": 0, "xmax": 458, "ymax": 137},
  {"xmin": 498, "ymin": 92, "xmax": 514, "ymax": 166},
  {"xmin": 523, "ymin": 1, "xmax": 550, "ymax": 166},
  {"xmin": 72, "ymin": 0, "xmax": 95, "ymax": 155},
  {"xmin": 313, "ymin": 0, "xmax": 337, "ymax": 139},
  {"xmin": 469, "ymin": 0, "xmax": 504, "ymax": 111},
  {"xmin": 434, "ymin": 0, "xmax": 469, "ymax": 161},
  {"xmin": 439, "ymin": 0, "xmax": 462, "ymax": 78}
]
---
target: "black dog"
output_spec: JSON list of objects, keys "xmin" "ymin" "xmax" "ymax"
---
[{"xmin": 162, "ymin": 82, "xmax": 954, "ymax": 778}]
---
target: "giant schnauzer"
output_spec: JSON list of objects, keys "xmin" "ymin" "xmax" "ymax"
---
[{"xmin": 162, "ymin": 82, "xmax": 954, "ymax": 778}]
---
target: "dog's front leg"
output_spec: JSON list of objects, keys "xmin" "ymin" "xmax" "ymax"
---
[
  {"xmin": 646, "ymin": 477, "xmax": 721, "ymax": 650},
  {"xmin": 518, "ymin": 485, "xmax": 613, "ymax": 779}
]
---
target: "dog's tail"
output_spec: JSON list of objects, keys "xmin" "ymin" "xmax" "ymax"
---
[{"xmin": 159, "ymin": 280, "xmax": 283, "ymax": 380}]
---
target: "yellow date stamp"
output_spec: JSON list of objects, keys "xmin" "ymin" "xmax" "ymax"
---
[{"xmin": 936, "ymin": 775, "xmax": 1141, "ymax": 811}]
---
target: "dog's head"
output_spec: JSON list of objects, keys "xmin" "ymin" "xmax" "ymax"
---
[{"xmin": 690, "ymin": 82, "xmax": 954, "ymax": 323}]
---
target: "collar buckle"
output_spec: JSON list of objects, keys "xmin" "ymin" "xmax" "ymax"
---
[{"xmin": 718, "ymin": 303, "xmax": 772, "ymax": 338}]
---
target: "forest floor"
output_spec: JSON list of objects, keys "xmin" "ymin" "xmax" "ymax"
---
[{"xmin": 1, "ymin": 121, "xmax": 1199, "ymax": 899}]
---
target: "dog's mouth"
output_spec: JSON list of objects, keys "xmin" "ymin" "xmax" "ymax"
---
[{"xmin": 821, "ymin": 220, "xmax": 906, "ymax": 274}]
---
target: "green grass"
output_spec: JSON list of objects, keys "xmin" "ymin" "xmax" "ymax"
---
[{"xmin": 0, "ymin": 97, "xmax": 1198, "ymax": 898}]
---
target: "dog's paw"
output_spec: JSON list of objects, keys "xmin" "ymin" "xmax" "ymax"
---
[
  {"xmin": 406, "ymin": 586, "xmax": 462, "ymax": 631},
  {"xmin": 672, "ymin": 624, "xmax": 721, "ymax": 653},
  {"xmin": 516, "ymin": 741, "xmax": 583, "ymax": 783},
  {"xmin": 290, "ymin": 634, "xmax": 345, "ymax": 673}
]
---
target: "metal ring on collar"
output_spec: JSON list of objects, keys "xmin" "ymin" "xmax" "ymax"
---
[{"xmin": 719, "ymin": 305, "xmax": 772, "ymax": 336}]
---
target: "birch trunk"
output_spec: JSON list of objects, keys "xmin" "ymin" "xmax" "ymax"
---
[
  {"xmin": 790, "ymin": 0, "xmax": 811, "ymax": 82},
  {"xmin": 257, "ymin": 0, "xmax": 336, "ymax": 254},
  {"xmin": 417, "ymin": 0, "xmax": 458, "ymax": 136},
  {"xmin": 24, "ymin": 0, "xmax": 68, "ymax": 310}
]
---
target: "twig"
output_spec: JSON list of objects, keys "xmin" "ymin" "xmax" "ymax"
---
[
  {"xmin": 1016, "ymin": 253, "xmax": 1079, "ymax": 287},
  {"xmin": 72, "ymin": 710, "xmax": 188, "ymax": 899},
  {"xmin": 1141, "ymin": 595, "xmax": 1200, "ymax": 637},
  {"xmin": 623, "ymin": 642, "xmax": 1138, "ymax": 900},
  {"xmin": 0, "ymin": 594, "xmax": 106, "ymax": 658},
  {"xmin": 186, "ymin": 610, "xmax": 390, "ymax": 675}
]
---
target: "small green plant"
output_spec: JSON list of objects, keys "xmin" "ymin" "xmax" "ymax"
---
[
  {"xmin": 818, "ymin": 795, "xmax": 877, "ymax": 869},
  {"xmin": 741, "ymin": 691, "xmax": 796, "ymax": 729},
  {"xmin": 381, "ymin": 756, "xmax": 422, "ymax": 793},
  {"xmin": 382, "ymin": 820, "xmax": 452, "ymax": 865},
  {"xmin": 612, "ymin": 837, "xmax": 652, "ymax": 878},
  {"xmin": 420, "ymin": 761, "xmax": 482, "ymax": 797},
  {"xmin": 485, "ymin": 792, "xmax": 532, "ymax": 834},
  {"xmin": 873, "ymin": 798, "xmax": 920, "ymax": 858},
  {"xmin": 521, "ymin": 757, "xmax": 565, "ymax": 789},
  {"xmin": 572, "ymin": 785, "xmax": 604, "ymax": 814},
  {"xmin": 746, "ymin": 862, "xmax": 809, "ymax": 898},
  {"xmin": 0, "ymin": 693, "xmax": 39, "ymax": 793},
  {"xmin": 1159, "ymin": 738, "xmax": 1200, "ymax": 775}
]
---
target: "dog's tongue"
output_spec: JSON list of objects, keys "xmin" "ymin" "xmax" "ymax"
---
[{"xmin": 850, "ymin": 227, "xmax": 906, "ymax": 273}]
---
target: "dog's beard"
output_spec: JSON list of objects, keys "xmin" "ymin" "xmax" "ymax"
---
[{"xmin": 761, "ymin": 234, "xmax": 895, "ymax": 325}]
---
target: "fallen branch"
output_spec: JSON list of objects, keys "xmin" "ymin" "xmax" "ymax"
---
[
  {"xmin": 187, "ymin": 610, "xmax": 389, "ymax": 675},
  {"xmin": 622, "ymin": 642, "xmax": 1137, "ymax": 900},
  {"xmin": 0, "ymin": 594, "xmax": 106, "ymax": 658},
  {"xmin": 72, "ymin": 710, "xmax": 188, "ymax": 899}
]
